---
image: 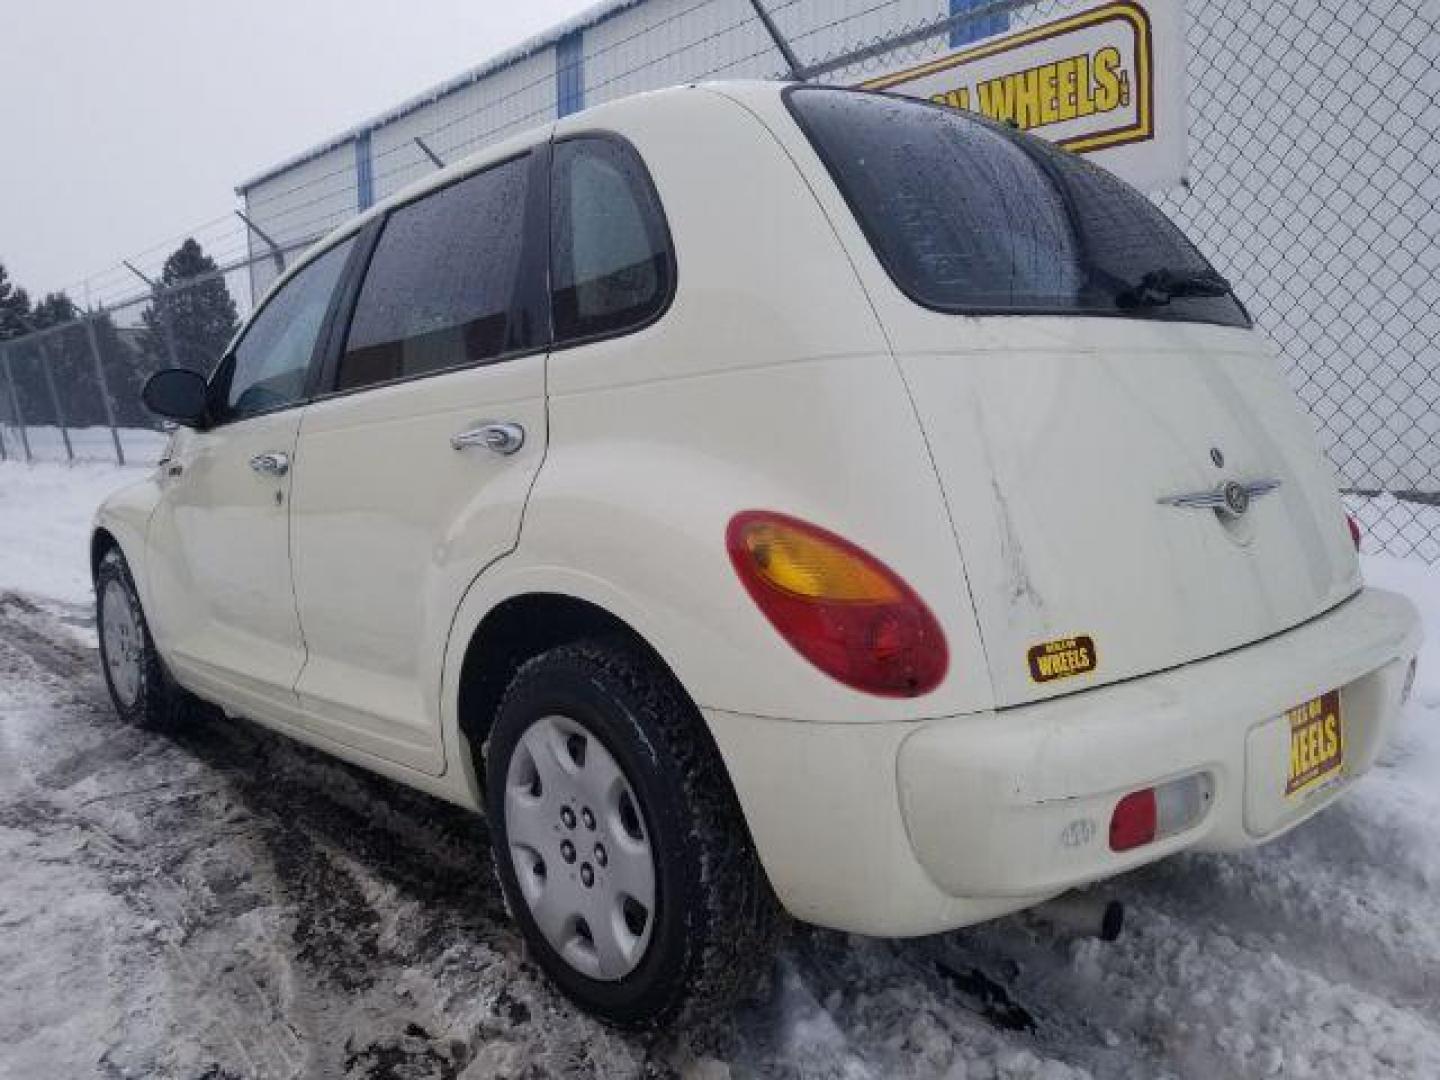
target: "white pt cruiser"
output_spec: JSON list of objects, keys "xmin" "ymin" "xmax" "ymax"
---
[{"xmin": 94, "ymin": 83, "xmax": 1422, "ymax": 1027}]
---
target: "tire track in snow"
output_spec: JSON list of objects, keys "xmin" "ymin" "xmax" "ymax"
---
[
  {"xmin": 0, "ymin": 598, "xmax": 658, "ymax": 1078},
  {"xmin": 0, "ymin": 605, "xmax": 307, "ymax": 1079},
  {"xmin": 3, "ymin": 594, "xmax": 1439, "ymax": 1079}
]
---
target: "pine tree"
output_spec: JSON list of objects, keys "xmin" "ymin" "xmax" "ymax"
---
[
  {"xmin": 31, "ymin": 292, "xmax": 90, "ymax": 421},
  {"xmin": 30, "ymin": 292, "xmax": 79, "ymax": 330},
  {"xmin": 138, "ymin": 239, "xmax": 239, "ymax": 373},
  {"xmin": 0, "ymin": 262, "xmax": 32, "ymax": 340},
  {"xmin": 19, "ymin": 290, "xmax": 143, "ymax": 427}
]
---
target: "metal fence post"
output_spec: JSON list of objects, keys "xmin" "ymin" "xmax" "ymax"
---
[
  {"xmin": 0, "ymin": 342, "xmax": 32, "ymax": 464},
  {"xmin": 83, "ymin": 313, "xmax": 125, "ymax": 466},
  {"xmin": 747, "ymin": 0, "xmax": 803, "ymax": 78},
  {"xmin": 0, "ymin": 344, "xmax": 7, "ymax": 463},
  {"xmin": 36, "ymin": 334, "xmax": 75, "ymax": 463},
  {"xmin": 413, "ymin": 136, "xmax": 445, "ymax": 169},
  {"xmin": 235, "ymin": 209, "xmax": 287, "ymax": 277}
]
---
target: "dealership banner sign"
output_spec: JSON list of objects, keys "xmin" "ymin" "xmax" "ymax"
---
[{"xmin": 859, "ymin": 0, "xmax": 1187, "ymax": 191}]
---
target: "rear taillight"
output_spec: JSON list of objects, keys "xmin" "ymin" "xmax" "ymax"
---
[
  {"xmin": 726, "ymin": 511, "xmax": 948, "ymax": 697},
  {"xmin": 1347, "ymin": 513, "xmax": 1362, "ymax": 551}
]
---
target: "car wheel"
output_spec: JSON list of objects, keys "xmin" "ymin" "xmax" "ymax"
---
[
  {"xmin": 95, "ymin": 547, "xmax": 192, "ymax": 730},
  {"xmin": 486, "ymin": 638, "xmax": 779, "ymax": 1028}
]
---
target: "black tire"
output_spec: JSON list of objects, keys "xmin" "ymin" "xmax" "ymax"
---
[
  {"xmin": 485, "ymin": 637, "xmax": 780, "ymax": 1029},
  {"xmin": 95, "ymin": 547, "xmax": 192, "ymax": 730}
]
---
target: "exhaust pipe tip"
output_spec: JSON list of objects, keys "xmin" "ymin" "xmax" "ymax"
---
[
  {"xmin": 1030, "ymin": 893, "xmax": 1125, "ymax": 942},
  {"xmin": 1098, "ymin": 899, "xmax": 1125, "ymax": 942}
]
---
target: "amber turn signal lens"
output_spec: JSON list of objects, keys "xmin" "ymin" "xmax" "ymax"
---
[
  {"xmin": 733, "ymin": 518, "xmax": 902, "ymax": 602},
  {"xmin": 727, "ymin": 511, "xmax": 948, "ymax": 697}
]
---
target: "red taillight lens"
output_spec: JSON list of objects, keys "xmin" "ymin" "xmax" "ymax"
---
[
  {"xmin": 1347, "ymin": 513, "xmax": 1362, "ymax": 551},
  {"xmin": 726, "ymin": 511, "xmax": 948, "ymax": 697},
  {"xmin": 1109, "ymin": 788, "xmax": 1158, "ymax": 852}
]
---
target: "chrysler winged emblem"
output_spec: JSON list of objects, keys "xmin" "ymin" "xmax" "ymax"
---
[{"xmin": 1158, "ymin": 479, "xmax": 1282, "ymax": 518}]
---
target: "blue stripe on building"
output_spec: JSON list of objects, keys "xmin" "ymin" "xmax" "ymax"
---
[
  {"xmin": 355, "ymin": 131, "xmax": 374, "ymax": 210},
  {"xmin": 556, "ymin": 31, "xmax": 584, "ymax": 117},
  {"xmin": 950, "ymin": 0, "xmax": 1007, "ymax": 47}
]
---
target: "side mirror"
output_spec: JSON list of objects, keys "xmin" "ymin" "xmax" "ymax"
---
[{"xmin": 141, "ymin": 368, "xmax": 210, "ymax": 427}]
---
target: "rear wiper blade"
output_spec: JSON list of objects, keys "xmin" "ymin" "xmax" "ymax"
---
[{"xmin": 1115, "ymin": 268, "xmax": 1232, "ymax": 308}]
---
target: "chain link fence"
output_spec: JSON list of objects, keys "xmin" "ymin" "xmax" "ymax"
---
[
  {"xmin": 0, "ymin": 243, "xmax": 305, "ymax": 467},
  {"xmin": 786, "ymin": 0, "xmax": 1439, "ymax": 561},
  {"xmin": 2, "ymin": 0, "xmax": 1435, "ymax": 560}
]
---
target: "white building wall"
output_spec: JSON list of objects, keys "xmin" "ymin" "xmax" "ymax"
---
[
  {"xmin": 236, "ymin": 0, "xmax": 1434, "ymax": 499},
  {"xmin": 237, "ymin": 0, "xmax": 954, "ymax": 290},
  {"xmin": 582, "ymin": 0, "xmax": 949, "ymax": 105},
  {"xmin": 370, "ymin": 50, "xmax": 557, "ymax": 203},
  {"xmin": 582, "ymin": 0, "xmax": 776, "ymax": 106},
  {"xmin": 774, "ymin": 0, "xmax": 950, "ymax": 71},
  {"xmin": 242, "ymin": 142, "xmax": 356, "ymax": 302}
]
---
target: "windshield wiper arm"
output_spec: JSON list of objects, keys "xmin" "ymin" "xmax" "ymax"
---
[{"xmin": 1115, "ymin": 268, "xmax": 1233, "ymax": 308}]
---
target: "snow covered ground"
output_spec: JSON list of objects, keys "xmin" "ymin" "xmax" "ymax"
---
[
  {"xmin": 1, "ymin": 460, "xmax": 1437, "ymax": 1079},
  {"xmin": 0, "ymin": 460, "xmax": 165, "ymax": 606}
]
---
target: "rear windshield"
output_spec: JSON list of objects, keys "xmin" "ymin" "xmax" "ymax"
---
[{"xmin": 786, "ymin": 86, "xmax": 1250, "ymax": 328}]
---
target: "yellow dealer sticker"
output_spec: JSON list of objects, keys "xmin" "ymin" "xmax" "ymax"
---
[
  {"xmin": 1028, "ymin": 635, "xmax": 1097, "ymax": 683},
  {"xmin": 1286, "ymin": 690, "xmax": 1344, "ymax": 797}
]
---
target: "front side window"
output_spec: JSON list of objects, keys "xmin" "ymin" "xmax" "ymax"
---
[
  {"xmin": 786, "ymin": 87, "xmax": 1249, "ymax": 328},
  {"xmin": 336, "ymin": 154, "xmax": 535, "ymax": 393},
  {"xmin": 221, "ymin": 237, "xmax": 354, "ymax": 421},
  {"xmin": 551, "ymin": 136, "xmax": 673, "ymax": 344}
]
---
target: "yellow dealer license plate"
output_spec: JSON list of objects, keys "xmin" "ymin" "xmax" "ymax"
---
[{"xmin": 1286, "ymin": 690, "xmax": 1343, "ymax": 797}]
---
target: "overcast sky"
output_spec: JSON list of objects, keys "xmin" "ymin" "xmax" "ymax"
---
[{"xmin": 0, "ymin": 0, "xmax": 593, "ymax": 304}]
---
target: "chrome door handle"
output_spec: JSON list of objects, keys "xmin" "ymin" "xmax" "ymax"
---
[
  {"xmin": 249, "ymin": 451, "xmax": 290, "ymax": 477},
  {"xmin": 451, "ymin": 421, "xmax": 525, "ymax": 455}
]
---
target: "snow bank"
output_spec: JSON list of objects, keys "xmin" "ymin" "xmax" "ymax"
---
[
  {"xmin": 0, "ymin": 460, "xmax": 154, "ymax": 607},
  {"xmin": 1346, "ymin": 490, "xmax": 1440, "ymax": 565},
  {"xmin": 1362, "ymin": 552, "xmax": 1440, "ymax": 705}
]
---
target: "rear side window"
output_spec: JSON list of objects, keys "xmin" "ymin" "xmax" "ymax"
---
[
  {"xmin": 786, "ymin": 87, "xmax": 1249, "ymax": 328},
  {"xmin": 336, "ymin": 154, "xmax": 536, "ymax": 392},
  {"xmin": 550, "ymin": 136, "xmax": 673, "ymax": 344}
]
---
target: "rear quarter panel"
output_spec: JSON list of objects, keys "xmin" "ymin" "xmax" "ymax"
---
[
  {"xmin": 730, "ymin": 85, "xmax": 1360, "ymax": 705},
  {"xmin": 458, "ymin": 87, "xmax": 995, "ymax": 724}
]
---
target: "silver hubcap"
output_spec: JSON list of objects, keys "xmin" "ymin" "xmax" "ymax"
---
[
  {"xmin": 101, "ymin": 579, "xmax": 143, "ymax": 708},
  {"xmin": 504, "ymin": 714, "xmax": 656, "ymax": 981}
]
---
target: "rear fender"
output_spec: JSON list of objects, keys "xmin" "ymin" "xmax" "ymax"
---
[{"xmin": 445, "ymin": 370, "xmax": 996, "ymax": 740}]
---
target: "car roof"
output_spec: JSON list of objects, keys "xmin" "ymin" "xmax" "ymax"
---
[
  {"xmin": 339, "ymin": 82, "xmax": 790, "ymax": 240},
  {"xmin": 264, "ymin": 80, "xmax": 796, "ymax": 307}
]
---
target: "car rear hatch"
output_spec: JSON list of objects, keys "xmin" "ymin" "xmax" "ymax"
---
[
  {"xmin": 896, "ymin": 319, "xmax": 1360, "ymax": 706},
  {"xmin": 782, "ymin": 86, "xmax": 1361, "ymax": 706}
]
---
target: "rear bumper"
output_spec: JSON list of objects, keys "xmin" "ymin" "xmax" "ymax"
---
[{"xmin": 705, "ymin": 587, "xmax": 1421, "ymax": 936}]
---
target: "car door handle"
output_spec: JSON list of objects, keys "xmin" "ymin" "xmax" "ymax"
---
[
  {"xmin": 249, "ymin": 451, "xmax": 290, "ymax": 477},
  {"xmin": 451, "ymin": 421, "xmax": 525, "ymax": 456}
]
